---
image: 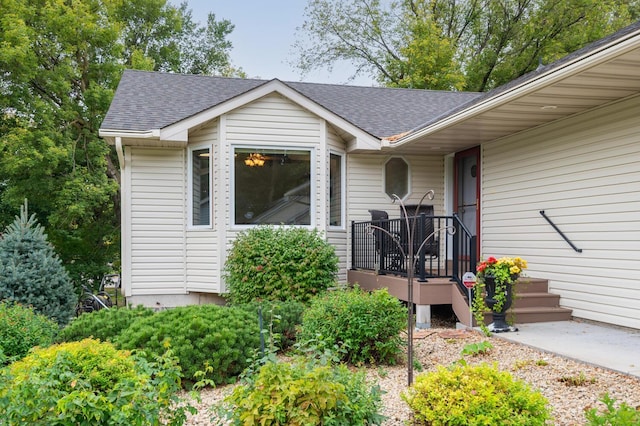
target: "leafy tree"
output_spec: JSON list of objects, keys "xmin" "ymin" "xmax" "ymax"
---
[
  {"xmin": 0, "ymin": 0, "xmax": 239, "ymax": 284},
  {"xmin": 0, "ymin": 202, "xmax": 77, "ymax": 326},
  {"xmin": 295, "ymin": 0, "xmax": 639, "ymax": 91}
]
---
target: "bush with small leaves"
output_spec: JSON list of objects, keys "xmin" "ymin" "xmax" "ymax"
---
[
  {"xmin": 585, "ymin": 393, "xmax": 640, "ymax": 425},
  {"xmin": 402, "ymin": 363, "xmax": 551, "ymax": 425},
  {"xmin": 224, "ymin": 226, "xmax": 338, "ymax": 304},
  {"xmin": 0, "ymin": 301, "xmax": 59, "ymax": 365},
  {"xmin": 0, "ymin": 203, "xmax": 77, "ymax": 325},
  {"xmin": 57, "ymin": 305, "xmax": 154, "ymax": 343},
  {"xmin": 218, "ymin": 357, "xmax": 385, "ymax": 425},
  {"xmin": 235, "ymin": 299, "xmax": 305, "ymax": 351},
  {"xmin": 115, "ymin": 304, "xmax": 260, "ymax": 386},
  {"xmin": 298, "ymin": 287, "xmax": 406, "ymax": 365},
  {"xmin": 0, "ymin": 338, "xmax": 193, "ymax": 425}
]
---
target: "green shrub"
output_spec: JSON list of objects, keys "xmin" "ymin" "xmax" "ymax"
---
[
  {"xmin": 402, "ymin": 363, "xmax": 551, "ymax": 425},
  {"xmin": 298, "ymin": 287, "xmax": 406, "ymax": 365},
  {"xmin": 236, "ymin": 299, "xmax": 305, "ymax": 350},
  {"xmin": 57, "ymin": 305, "xmax": 154, "ymax": 343},
  {"xmin": 0, "ymin": 203, "xmax": 77, "ymax": 325},
  {"xmin": 218, "ymin": 357, "xmax": 385, "ymax": 425},
  {"xmin": 223, "ymin": 226, "xmax": 338, "ymax": 304},
  {"xmin": 0, "ymin": 301, "xmax": 59, "ymax": 365},
  {"xmin": 0, "ymin": 338, "xmax": 192, "ymax": 425},
  {"xmin": 585, "ymin": 393, "xmax": 640, "ymax": 425},
  {"xmin": 115, "ymin": 304, "xmax": 260, "ymax": 386}
]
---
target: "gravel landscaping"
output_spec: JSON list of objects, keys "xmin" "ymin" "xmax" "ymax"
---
[{"xmin": 183, "ymin": 321, "xmax": 640, "ymax": 425}]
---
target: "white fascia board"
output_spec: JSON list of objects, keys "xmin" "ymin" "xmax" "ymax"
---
[
  {"xmin": 160, "ymin": 79, "xmax": 382, "ymax": 150},
  {"xmin": 390, "ymin": 28, "xmax": 640, "ymax": 148}
]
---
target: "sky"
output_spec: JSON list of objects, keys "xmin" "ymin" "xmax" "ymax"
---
[{"xmin": 173, "ymin": 1, "xmax": 379, "ymax": 86}]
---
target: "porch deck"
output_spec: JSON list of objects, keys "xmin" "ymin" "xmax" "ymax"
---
[{"xmin": 348, "ymin": 269, "xmax": 572, "ymax": 327}]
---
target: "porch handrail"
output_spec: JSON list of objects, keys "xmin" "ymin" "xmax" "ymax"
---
[
  {"xmin": 351, "ymin": 214, "xmax": 477, "ymax": 291},
  {"xmin": 539, "ymin": 210, "xmax": 583, "ymax": 253}
]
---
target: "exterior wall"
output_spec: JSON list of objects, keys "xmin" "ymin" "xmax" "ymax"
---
[
  {"xmin": 186, "ymin": 120, "xmax": 220, "ymax": 293},
  {"xmin": 345, "ymin": 152, "xmax": 445, "ymax": 270},
  {"xmin": 124, "ymin": 94, "xmax": 352, "ymax": 304},
  {"xmin": 127, "ymin": 147, "xmax": 186, "ymax": 297},
  {"xmin": 326, "ymin": 125, "xmax": 348, "ymax": 282},
  {"xmin": 481, "ymin": 95, "xmax": 640, "ymax": 329}
]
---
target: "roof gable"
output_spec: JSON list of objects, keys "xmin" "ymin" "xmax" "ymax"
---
[{"xmin": 101, "ymin": 70, "xmax": 480, "ymax": 141}]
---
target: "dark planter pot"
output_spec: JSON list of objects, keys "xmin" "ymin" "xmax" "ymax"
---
[{"xmin": 484, "ymin": 275, "xmax": 518, "ymax": 333}]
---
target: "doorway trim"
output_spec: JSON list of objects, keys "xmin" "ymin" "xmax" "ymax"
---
[{"xmin": 454, "ymin": 146, "xmax": 481, "ymax": 256}]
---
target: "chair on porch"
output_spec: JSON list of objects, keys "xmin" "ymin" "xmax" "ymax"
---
[
  {"xmin": 368, "ymin": 210, "xmax": 403, "ymax": 272},
  {"xmin": 400, "ymin": 204, "xmax": 439, "ymax": 259}
]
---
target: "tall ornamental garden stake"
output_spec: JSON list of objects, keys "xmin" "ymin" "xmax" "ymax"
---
[{"xmin": 367, "ymin": 190, "xmax": 455, "ymax": 385}]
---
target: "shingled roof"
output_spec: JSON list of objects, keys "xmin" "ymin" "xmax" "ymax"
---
[{"xmin": 101, "ymin": 70, "xmax": 480, "ymax": 139}]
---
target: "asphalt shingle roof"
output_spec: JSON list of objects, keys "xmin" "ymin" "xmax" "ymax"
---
[{"xmin": 101, "ymin": 70, "xmax": 480, "ymax": 139}]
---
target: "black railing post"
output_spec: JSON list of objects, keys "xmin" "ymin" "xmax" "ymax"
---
[
  {"xmin": 452, "ymin": 215, "xmax": 460, "ymax": 280},
  {"xmin": 417, "ymin": 213, "xmax": 426, "ymax": 281},
  {"xmin": 351, "ymin": 221, "xmax": 356, "ymax": 269}
]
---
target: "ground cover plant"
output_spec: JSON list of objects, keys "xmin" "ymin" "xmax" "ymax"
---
[
  {"xmin": 298, "ymin": 287, "xmax": 406, "ymax": 365},
  {"xmin": 224, "ymin": 226, "xmax": 338, "ymax": 304},
  {"xmin": 115, "ymin": 304, "xmax": 260, "ymax": 386},
  {"xmin": 0, "ymin": 301, "xmax": 59, "ymax": 366},
  {"xmin": 57, "ymin": 305, "xmax": 154, "ymax": 343},
  {"xmin": 0, "ymin": 338, "xmax": 192, "ymax": 425}
]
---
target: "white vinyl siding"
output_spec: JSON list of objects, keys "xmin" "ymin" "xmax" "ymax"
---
[
  {"xmin": 482, "ymin": 95, "xmax": 640, "ymax": 329},
  {"xmin": 129, "ymin": 147, "xmax": 186, "ymax": 294},
  {"xmin": 226, "ymin": 93, "xmax": 321, "ymax": 228},
  {"xmin": 186, "ymin": 121, "xmax": 220, "ymax": 293},
  {"xmin": 327, "ymin": 125, "xmax": 348, "ymax": 281},
  {"xmin": 347, "ymin": 154, "xmax": 445, "ymax": 222}
]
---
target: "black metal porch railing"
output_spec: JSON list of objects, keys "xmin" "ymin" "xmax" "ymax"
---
[{"xmin": 351, "ymin": 214, "xmax": 477, "ymax": 294}]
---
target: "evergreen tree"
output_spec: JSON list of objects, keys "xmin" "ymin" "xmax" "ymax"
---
[{"xmin": 0, "ymin": 202, "xmax": 76, "ymax": 326}]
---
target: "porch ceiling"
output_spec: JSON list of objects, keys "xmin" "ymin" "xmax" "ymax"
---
[{"xmin": 386, "ymin": 44, "xmax": 640, "ymax": 156}]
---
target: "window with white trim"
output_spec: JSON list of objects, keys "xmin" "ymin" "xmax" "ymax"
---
[
  {"xmin": 234, "ymin": 147, "xmax": 311, "ymax": 225},
  {"xmin": 329, "ymin": 152, "xmax": 343, "ymax": 227},
  {"xmin": 190, "ymin": 147, "xmax": 211, "ymax": 226},
  {"xmin": 385, "ymin": 157, "xmax": 409, "ymax": 199}
]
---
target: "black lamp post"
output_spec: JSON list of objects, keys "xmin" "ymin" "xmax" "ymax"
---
[{"xmin": 367, "ymin": 190, "xmax": 455, "ymax": 385}]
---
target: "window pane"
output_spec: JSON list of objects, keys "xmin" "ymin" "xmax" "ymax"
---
[
  {"xmin": 235, "ymin": 148, "xmax": 311, "ymax": 225},
  {"xmin": 192, "ymin": 148, "xmax": 210, "ymax": 226},
  {"xmin": 329, "ymin": 153, "xmax": 342, "ymax": 226},
  {"xmin": 385, "ymin": 157, "xmax": 408, "ymax": 199}
]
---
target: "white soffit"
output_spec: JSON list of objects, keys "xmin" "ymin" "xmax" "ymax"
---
[{"xmin": 390, "ymin": 33, "xmax": 640, "ymax": 154}]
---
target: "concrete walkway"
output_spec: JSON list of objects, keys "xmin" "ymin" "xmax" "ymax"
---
[{"xmin": 493, "ymin": 320, "xmax": 640, "ymax": 378}]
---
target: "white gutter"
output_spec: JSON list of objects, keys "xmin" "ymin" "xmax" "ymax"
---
[
  {"xmin": 98, "ymin": 129, "xmax": 161, "ymax": 139},
  {"xmin": 386, "ymin": 26, "xmax": 640, "ymax": 148}
]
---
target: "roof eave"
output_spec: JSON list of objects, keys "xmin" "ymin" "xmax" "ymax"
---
[{"xmin": 389, "ymin": 24, "xmax": 640, "ymax": 148}]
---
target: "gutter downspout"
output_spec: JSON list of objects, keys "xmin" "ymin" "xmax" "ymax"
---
[{"xmin": 115, "ymin": 137, "xmax": 124, "ymax": 170}]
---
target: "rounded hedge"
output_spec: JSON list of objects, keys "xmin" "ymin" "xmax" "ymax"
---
[
  {"xmin": 298, "ymin": 287, "xmax": 406, "ymax": 365},
  {"xmin": 0, "ymin": 339, "xmax": 189, "ymax": 425},
  {"xmin": 402, "ymin": 363, "xmax": 551, "ymax": 425},
  {"xmin": 115, "ymin": 304, "xmax": 261, "ymax": 386},
  {"xmin": 223, "ymin": 226, "xmax": 338, "ymax": 304},
  {"xmin": 0, "ymin": 301, "xmax": 59, "ymax": 366},
  {"xmin": 57, "ymin": 305, "xmax": 154, "ymax": 343}
]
